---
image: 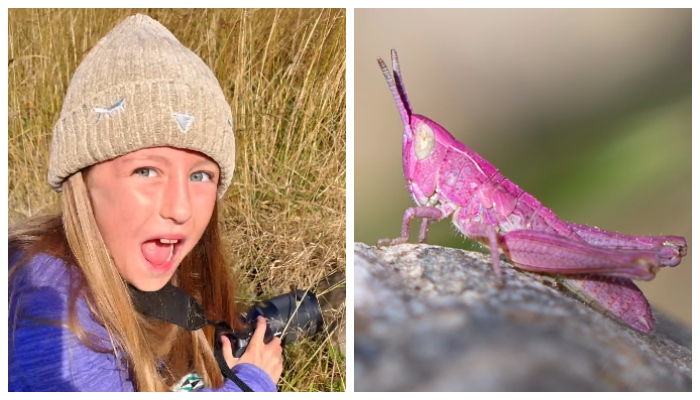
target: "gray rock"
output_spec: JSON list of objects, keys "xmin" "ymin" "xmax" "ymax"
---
[{"xmin": 354, "ymin": 243, "xmax": 691, "ymax": 391}]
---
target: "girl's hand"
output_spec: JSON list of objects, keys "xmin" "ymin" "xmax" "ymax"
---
[{"xmin": 221, "ymin": 316, "xmax": 284, "ymax": 384}]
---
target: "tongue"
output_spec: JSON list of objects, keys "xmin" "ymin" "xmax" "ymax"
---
[{"xmin": 141, "ymin": 240, "xmax": 171, "ymax": 266}]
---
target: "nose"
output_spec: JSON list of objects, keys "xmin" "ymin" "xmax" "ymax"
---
[{"xmin": 160, "ymin": 172, "xmax": 192, "ymax": 224}]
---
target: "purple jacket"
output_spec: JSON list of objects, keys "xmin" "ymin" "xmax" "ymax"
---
[{"xmin": 8, "ymin": 252, "xmax": 277, "ymax": 392}]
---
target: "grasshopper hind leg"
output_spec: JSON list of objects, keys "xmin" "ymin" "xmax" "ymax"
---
[
  {"xmin": 560, "ymin": 275, "xmax": 654, "ymax": 333},
  {"xmin": 567, "ymin": 222, "xmax": 686, "ymax": 267}
]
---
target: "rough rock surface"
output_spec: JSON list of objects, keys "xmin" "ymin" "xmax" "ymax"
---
[{"xmin": 354, "ymin": 243, "xmax": 691, "ymax": 391}]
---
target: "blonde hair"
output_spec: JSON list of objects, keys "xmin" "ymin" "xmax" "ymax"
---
[{"xmin": 9, "ymin": 171, "xmax": 240, "ymax": 391}]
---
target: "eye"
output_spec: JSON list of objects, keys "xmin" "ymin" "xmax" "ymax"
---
[
  {"xmin": 134, "ymin": 167, "xmax": 157, "ymax": 178},
  {"xmin": 191, "ymin": 171, "xmax": 214, "ymax": 182},
  {"xmin": 414, "ymin": 122, "xmax": 436, "ymax": 160}
]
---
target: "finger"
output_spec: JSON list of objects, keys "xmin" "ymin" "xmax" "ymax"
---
[
  {"xmin": 249, "ymin": 316, "xmax": 267, "ymax": 344},
  {"xmin": 221, "ymin": 334, "xmax": 230, "ymax": 351},
  {"xmin": 220, "ymin": 335, "xmax": 238, "ymax": 367},
  {"xmin": 267, "ymin": 337, "xmax": 282, "ymax": 353}
]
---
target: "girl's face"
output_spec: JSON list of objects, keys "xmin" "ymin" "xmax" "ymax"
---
[{"xmin": 85, "ymin": 146, "xmax": 220, "ymax": 291}]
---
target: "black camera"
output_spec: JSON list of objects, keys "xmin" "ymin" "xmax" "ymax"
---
[
  {"xmin": 129, "ymin": 283, "xmax": 324, "ymax": 359},
  {"xmin": 223, "ymin": 289, "xmax": 324, "ymax": 357}
]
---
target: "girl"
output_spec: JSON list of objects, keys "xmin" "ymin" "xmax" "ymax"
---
[{"xmin": 9, "ymin": 14, "xmax": 282, "ymax": 392}]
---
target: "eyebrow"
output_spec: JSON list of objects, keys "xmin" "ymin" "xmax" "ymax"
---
[
  {"xmin": 193, "ymin": 158, "xmax": 218, "ymax": 169},
  {"xmin": 121, "ymin": 154, "xmax": 171, "ymax": 165},
  {"xmin": 120, "ymin": 154, "xmax": 218, "ymax": 169}
]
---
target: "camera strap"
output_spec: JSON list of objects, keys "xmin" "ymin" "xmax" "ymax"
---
[
  {"xmin": 212, "ymin": 321, "xmax": 254, "ymax": 392},
  {"xmin": 128, "ymin": 283, "xmax": 254, "ymax": 392}
]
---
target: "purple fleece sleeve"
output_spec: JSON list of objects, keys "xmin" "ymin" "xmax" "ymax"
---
[
  {"xmin": 202, "ymin": 364, "xmax": 277, "ymax": 392},
  {"xmin": 9, "ymin": 254, "xmax": 133, "ymax": 391},
  {"xmin": 8, "ymin": 254, "xmax": 276, "ymax": 392}
]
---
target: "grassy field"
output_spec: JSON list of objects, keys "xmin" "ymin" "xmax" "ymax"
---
[{"xmin": 8, "ymin": 8, "xmax": 346, "ymax": 392}]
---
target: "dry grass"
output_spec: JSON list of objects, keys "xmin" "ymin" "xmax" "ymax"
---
[{"xmin": 8, "ymin": 8, "xmax": 346, "ymax": 392}]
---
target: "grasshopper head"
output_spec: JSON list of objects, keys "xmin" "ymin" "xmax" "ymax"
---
[{"xmin": 378, "ymin": 50, "xmax": 443, "ymax": 206}]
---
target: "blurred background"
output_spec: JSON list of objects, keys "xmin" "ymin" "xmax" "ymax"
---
[{"xmin": 355, "ymin": 9, "xmax": 690, "ymax": 328}]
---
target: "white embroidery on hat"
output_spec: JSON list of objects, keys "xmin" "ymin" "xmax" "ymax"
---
[
  {"xmin": 93, "ymin": 97, "xmax": 125, "ymax": 122},
  {"xmin": 172, "ymin": 113, "xmax": 195, "ymax": 133}
]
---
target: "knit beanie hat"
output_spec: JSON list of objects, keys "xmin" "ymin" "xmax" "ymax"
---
[{"xmin": 49, "ymin": 14, "xmax": 235, "ymax": 198}]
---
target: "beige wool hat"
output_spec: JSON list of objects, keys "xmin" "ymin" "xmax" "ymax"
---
[{"xmin": 49, "ymin": 13, "xmax": 235, "ymax": 198}]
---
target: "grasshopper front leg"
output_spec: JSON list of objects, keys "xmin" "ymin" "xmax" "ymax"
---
[{"xmin": 377, "ymin": 206, "xmax": 444, "ymax": 247}]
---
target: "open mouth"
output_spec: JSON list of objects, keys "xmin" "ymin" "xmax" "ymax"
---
[
  {"xmin": 141, "ymin": 238, "xmax": 182, "ymax": 268},
  {"xmin": 160, "ymin": 238, "xmax": 177, "ymax": 263}
]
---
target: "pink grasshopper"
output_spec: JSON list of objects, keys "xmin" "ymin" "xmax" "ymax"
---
[{"xmin": 376, "ymin": 49, "xmax": 687, "ymax": 333}]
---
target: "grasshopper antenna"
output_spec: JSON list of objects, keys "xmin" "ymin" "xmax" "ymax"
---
[
  {"xmin": 377, "ymin": 49, "xmax": 412, "ymax": 127},
  {"xmin": 391, "ymin": 49, "xmax": 413, "ymax": 118}
]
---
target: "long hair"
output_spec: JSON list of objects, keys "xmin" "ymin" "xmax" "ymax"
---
[{"xmin": 9, "ymin": 171, "xmax": 240, "ymax": 391}]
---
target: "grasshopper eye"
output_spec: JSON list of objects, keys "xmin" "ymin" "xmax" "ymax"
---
[{"xmin": 414, "ymin": 123, "xmax": 435, "ymax": 160}]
